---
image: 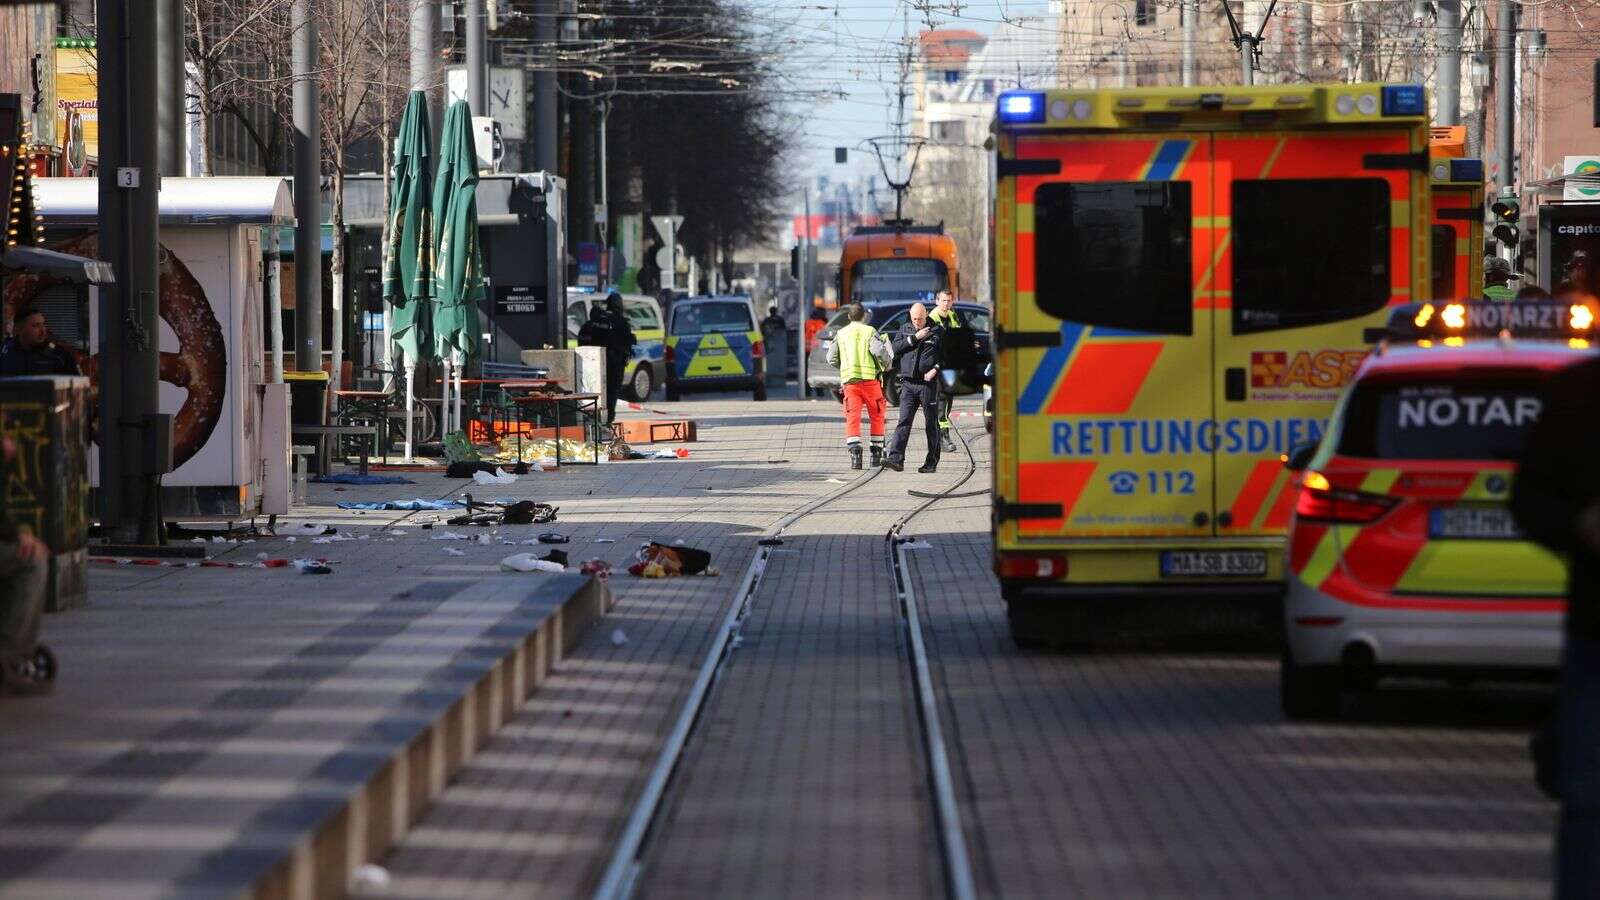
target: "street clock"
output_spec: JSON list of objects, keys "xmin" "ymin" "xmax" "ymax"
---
[{"xmin": 445, "ymin": 66, "xmax": 526, "ymax": 140}]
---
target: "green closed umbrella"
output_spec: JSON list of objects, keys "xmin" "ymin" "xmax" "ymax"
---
[
  {"xmin": 431, "ymin": 99, "xmax": 486, "ymax": 436},
  {"xmin": 380, "ymin": 91, "xmax": 433, "ymax": 459},
  {"xmin": 383, "ymin": 91, "xmax": 433, "ymax": 370}
]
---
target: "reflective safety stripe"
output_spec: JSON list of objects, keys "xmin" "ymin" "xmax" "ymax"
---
[
  {"xmin": 1301, "ymin": 525, "xmax": 1357, "ymax": 589},
  {"xmin": 835, "ymin": 321, "xmax": 881, "ymax": 382},
  {"xmin": 679, "ymin": 332, "xmax": 751, "ymax": 378},
  {"xmin": 1359, "ymin": 469, "xmax": 1401, "ymax": 495},
  {"xmin": 1393, "ymin": 540, "xmax": 1566, "ymax": 595}
]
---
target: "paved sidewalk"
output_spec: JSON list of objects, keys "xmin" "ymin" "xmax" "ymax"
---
[{"xmin": 907, "ymin": 428, "xmax": 1557, "ymax": 899}]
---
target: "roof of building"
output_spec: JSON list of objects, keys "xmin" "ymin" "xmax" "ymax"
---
[{"xmin": 919, "ymin": 29, "xmax": 985, "ymax": 64}]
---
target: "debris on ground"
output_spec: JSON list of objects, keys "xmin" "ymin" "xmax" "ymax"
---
[
  {"xmin": 537, "ymin": 532, "xmax": 569, "ymax": 544},
  {"xmin": 898, "ymin": 539, "xmax": 933, "ymax": 551},
  {"xmin": 311, "ymin": 534, "xmax": 356, "ymax": 544},
  {"xmin": 498, "ymin": 500, "xmax": 556, "ymax": 524},
  {"xmin": 291, "ymin": 522, "xmax": 335, "ymax": 536},
  {"xmin": 610, "ymin": 628, "xmax": 628, "ymax": 647},
  {"xmin": 579, "ymin": 558, "xmax": 612, "ymax": 580},
  {"xmin": 442, "ymin": 547, "xmax": 467, "ymax": 557},
  {"xmin": 472, "ymin": 467, "xmax": 518, "ymax": 485},
  {"xmin": 293, "ymin": 559, "xmax": 333, "ymax": 575},
  {"xmin": 628, "ymin": 541, "xmax": 714, "ymax": 577},
  {"xmin": 337, "ymin": 499, "xmax": 462, "ymax": 511},
  {"xmin": 540, "ymin": 548, "xmax": 569, "ymax": 566},
  {"xmin": 431, "ymin": 531, "xmax": 471, "ymax": 541},
  {"xmin": 500, "ymin": 553, "xmax": 564, "ymax": 572},
  {"xmin": 351, "ymin": 864, "xmax": 391, "ymax": 891},
  {"xmin": 311, "ymin": 473, "xmax": 415, "ymax": 485},
  {"xmin": 445, "ymin": 460, "xmax": 500, "ymax": 478},
  {"xmin": 486, "ymin": 436, "xmax": 593, "ymax": 466}
]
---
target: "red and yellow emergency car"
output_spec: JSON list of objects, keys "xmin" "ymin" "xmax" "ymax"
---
[
  {"xmin": 1280, "ymin": 300, "xmax": 1592, "ymax": 718},
  {"xmin": 990, "ymin": 83, "xmax": 1433, "ymax": 645}
]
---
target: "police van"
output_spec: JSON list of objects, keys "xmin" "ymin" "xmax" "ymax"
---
[{"xmin": 990, "ymin": 83, "xmax": 1432, "ymax": 645}]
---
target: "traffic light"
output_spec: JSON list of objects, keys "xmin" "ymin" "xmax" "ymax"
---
[{"xmin": 1491, "ymin": 193, "xmax": 1520, "ymax": 247}]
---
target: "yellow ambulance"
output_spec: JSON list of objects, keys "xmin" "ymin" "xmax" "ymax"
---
[
  {"xmin": 990, "ymin": 84, "xmax": 1431, "ymax": 645},
  {"xmin": 1427, "ymin": 126, "xmax": 1485, "ymax": 301}
]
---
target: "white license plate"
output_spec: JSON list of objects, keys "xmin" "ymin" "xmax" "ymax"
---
[
  {"xmin": 1430, "ymin": 506, "xmax": 1523, "ymax": 539},
  {"xmin": 700, "ymin": 347, "xmax": 729, "ymax": 356},
  {"xmin": 1160, "ymin": 550, "xmax": 1267, "ymax": 578}
]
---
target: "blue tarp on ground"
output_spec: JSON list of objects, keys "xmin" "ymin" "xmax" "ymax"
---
[
  {"xmin": 313, "ymin": 474, "xmax": 417, "ymax": 485},
  {"xmin": 337, "ymin": 499, "xmax": 463, "ymax": 510}
]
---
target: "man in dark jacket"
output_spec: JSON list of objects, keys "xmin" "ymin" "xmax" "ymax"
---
[
  {"xmin": 0, "ymin": 432, "xmax": 50, "ymax": 696},
  {"xmin": 883, "ymin": 302, "xmax": 943, "ymax": 473},
  {"xmin": 1511, "ymin": 354, "xmax": 1600, "ymax": 897},
  {"xmin": 0, "ymin": 305, "xmax": 80, "ymax": 378},
  {"xmin": 578, "ymin": 293, "xmax": 636, "ymax": 425}
]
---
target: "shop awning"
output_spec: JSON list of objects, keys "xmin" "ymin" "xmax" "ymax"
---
[
  {"xmin": 1, "ymin": 245, "xmax": 114, "ymax": 283},
  {"xmin": 34, "ymin": 177, "xmax": 295, "ymax": 226}
]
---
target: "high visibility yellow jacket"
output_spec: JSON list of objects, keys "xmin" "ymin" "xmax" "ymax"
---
[
  {"xmin": 929, "ymin": 307, "xmax": 965, "ymax": 329},
  {"xmin": 828, "ymin": 320, "xmax": 882, "ymax": 383}
]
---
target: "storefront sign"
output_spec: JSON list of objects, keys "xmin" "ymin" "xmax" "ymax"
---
[
  {"xmin": 494, "ymin": 284, "xmax": 546, "ymax": 315},
  {"xmin": 54, "ymin": 45, "xmax": 97, "ymax": 164}
]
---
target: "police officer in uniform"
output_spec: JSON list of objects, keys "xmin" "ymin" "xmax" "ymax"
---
[
  {"xmin": 928, "ymin": 290, "xmax": 972, "ymax": 453},
  {"xmin": 884, "ymin": 302, "xmax": 944, "ymax": 473},
  {"xmin": 0, "ymin": 306, "xmax": 80, "ymax": 378}
]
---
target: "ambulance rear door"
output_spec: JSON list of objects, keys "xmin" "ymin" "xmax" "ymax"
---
[
  {"xmin": 1210, "ymin": 128, "xmax": 1424, "ymax": 538},
  {"xmin": 1001, "ymin": 133, "xmax": 1217, "ymax": 542}
]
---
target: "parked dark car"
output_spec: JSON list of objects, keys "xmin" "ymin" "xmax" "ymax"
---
[{"xmin": 805, "ymin": 302, "xmax": 991, "ymax": 404}]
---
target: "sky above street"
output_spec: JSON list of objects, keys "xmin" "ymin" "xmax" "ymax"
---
[{"xmin": 759, "ymin": 0, "xmax": 1059, "ymax": 182}]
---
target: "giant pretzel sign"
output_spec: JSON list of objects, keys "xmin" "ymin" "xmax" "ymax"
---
[{"xmin": 3, "ymin": 233, "xmax": 228, "ymax": 469}]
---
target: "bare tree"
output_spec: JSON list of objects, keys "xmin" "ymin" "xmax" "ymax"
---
[
  {"xmin": 185, "ymin": 0, "xmax": 293, "ymax": 175},
  {"xmin": 909, "ymin": 151, "xmax": 991, "ymax": 303}
]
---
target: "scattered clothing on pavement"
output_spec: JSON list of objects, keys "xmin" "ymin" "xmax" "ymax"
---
[{"xmin": 310, "ymin": 473, "xmax": 416, "ymax": 485}]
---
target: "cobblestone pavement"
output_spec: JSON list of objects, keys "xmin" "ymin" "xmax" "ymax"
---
[
  {"xmin": 364, "ymin": 395, "xmax": 914, "ymax": 899},
  {"xmin": 907, "ymin": 425, "xmax": 1557, "ymax": 900}
]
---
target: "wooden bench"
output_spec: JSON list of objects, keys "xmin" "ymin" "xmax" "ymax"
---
[{"xmin": 292, "ymin": 424, "xmax": 378, "ymax": 476}]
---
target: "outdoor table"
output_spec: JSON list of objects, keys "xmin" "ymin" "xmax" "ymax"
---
[
  {"xmin": 334, "ymin": 389, "xmax": 396, "ymax": 462},
  {"xmin": 511, "ymin": 392, "xmax": 601, "ymax": 467},
  {"xmin": 292, "ymin": 424, "xmax": 378, "ymax": 476},
  {"xmin": 464, "ymin": 379, "xmax": 562, "ymax": 441}
]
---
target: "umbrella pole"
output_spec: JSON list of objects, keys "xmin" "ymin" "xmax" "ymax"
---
[
  {"xmin": 441, "ymin": 356, "xmax": 454, "ymax": 438},
  {"xmin": 452, "ymin": 351, "xmax": 464, "ymax": 441},
  {"xmin": 404, "ymin": 361, "xmax": 416, "ymax": 463}
]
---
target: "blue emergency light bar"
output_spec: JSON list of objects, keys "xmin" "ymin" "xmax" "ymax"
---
[
  {"xmin": 997, "ymin": 91, "xmax": 1046, "ymax": 124},
  {"xmin": 1381, "ymin": 84, "xmax": 1427, "ymax": 117},
  {"xmin": 1369, "ymin": 300, "xmax": 1598, "ymax": 343}
]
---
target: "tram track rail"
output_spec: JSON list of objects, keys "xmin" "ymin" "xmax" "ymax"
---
[{"xmin": 592, "ymin": 419, "xmax": 984, "ymax": 900}]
